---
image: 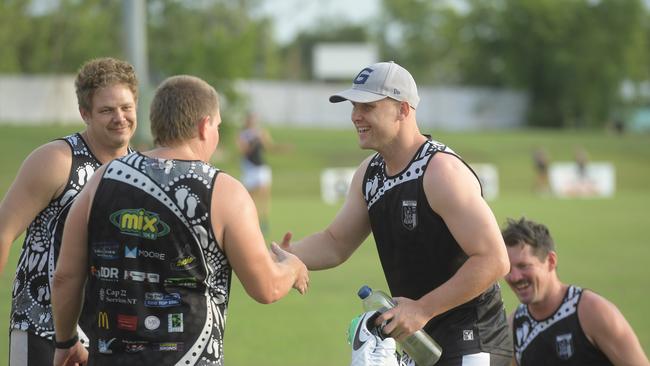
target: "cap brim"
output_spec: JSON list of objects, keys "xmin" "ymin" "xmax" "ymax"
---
[{"xmin": 329, "ymin": 88, "xmax": 386, "ymax": 104}]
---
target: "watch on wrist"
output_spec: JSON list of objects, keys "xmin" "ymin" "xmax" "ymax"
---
[{"xmin": 53, "ymin": 333, "xmax": 79, "ymax": 349}]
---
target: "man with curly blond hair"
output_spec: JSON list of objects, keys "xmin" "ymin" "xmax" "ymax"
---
[{"xmin": 0, "ymin": 57, "xmax": 138, "ymax": 366}]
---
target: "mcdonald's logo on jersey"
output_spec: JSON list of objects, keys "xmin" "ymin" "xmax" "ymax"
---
[
  {"xmin": 109, "ymin": 209, "xmax": 170, "ymax": 240},
  {"xmin": 98, "ymin": 311, "xmax": 110, "ymax": 329}
]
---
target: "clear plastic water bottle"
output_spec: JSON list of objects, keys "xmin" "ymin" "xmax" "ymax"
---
[{"xmin": 358, "ymin": 285, "xmax": 442, "ymax": 366}]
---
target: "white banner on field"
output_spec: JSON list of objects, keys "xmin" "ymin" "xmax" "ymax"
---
[
  {"xmin": 549, "ymin": 162, "xmax": 615, "ymax": 198},
  {"xmin": 470, "ymin": 163, "xmax": 499, "ymax": 201},
  {"xmin": 321, "ymin": 163, "xmax": 499, "ymax": 205},
  {"xmin": 320, "ymin": 168, "xmax": 356, "ymax": 205}
]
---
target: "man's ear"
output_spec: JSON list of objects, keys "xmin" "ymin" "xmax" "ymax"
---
[
  {"xmin": 398, "ymin": 101, "xmax": 410, "ymax": 120},
  {"xmin": 79, "ymin": 108, "xmax": 90, "ymax": 125},
  {"xmin": 197, "ymin": 115, "xmax": 211, "ymax": 140},
  {"xmin": 547, "ymin": 250, "xmax": 558, "ymax": 271}
]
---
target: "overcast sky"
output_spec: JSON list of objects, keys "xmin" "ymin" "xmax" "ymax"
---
[{"xmin": 254, "ymin": 0, "xmax": 380, "ymax": 44}]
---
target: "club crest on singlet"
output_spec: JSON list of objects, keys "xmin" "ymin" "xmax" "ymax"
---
[
  {"xmin": 401, "ymin": 200, "xmax": 418, "ymax": 230},
  {"xmin": 556, "ymin": 333, "xmax": 574, "ymax": 360}
]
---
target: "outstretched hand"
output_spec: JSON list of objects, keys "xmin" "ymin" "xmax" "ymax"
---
[
  {"xmin": 270, "ymin": 239, "xmax": 309, "ymax": 295},
  {"xmin": 279, "ymin": 231, "xmax": 293, "ymax": 252}
]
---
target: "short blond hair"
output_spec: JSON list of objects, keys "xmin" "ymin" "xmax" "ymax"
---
[
  {"xmin": 75, "ymin": 57, "xmax": 138, "ymax": 111},
  {"xmin": 149, "ymin": 75, "xmax": 220, "ymax": 146}
]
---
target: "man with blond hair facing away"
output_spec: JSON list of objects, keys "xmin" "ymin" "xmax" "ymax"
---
[{"xmin": 51, "ymin": 75, "xmax": 308, "ymax": 365}]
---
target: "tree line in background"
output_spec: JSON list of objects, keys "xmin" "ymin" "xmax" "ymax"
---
[{"xmin": 1, "ymin": 0, "xmax": 648, "ymax": 128}]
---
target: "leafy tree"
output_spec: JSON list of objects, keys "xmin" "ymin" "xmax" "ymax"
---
[
  {"xmin": 379, "ymin": 0, "xmax": 649, "ymax": 128},
  {"xmin": 0, "ymin": 0, "xmax": 122, "ymax": 73}
]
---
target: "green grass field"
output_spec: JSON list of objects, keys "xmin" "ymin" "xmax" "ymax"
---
[{"xmin": 0, "ymin": 124, "xmax": 648, "ymax": 365}]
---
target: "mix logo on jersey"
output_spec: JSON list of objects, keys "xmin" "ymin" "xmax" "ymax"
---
[{"xmin": 109, "ymin": 209, "xmax": 170, "ymax": 239}]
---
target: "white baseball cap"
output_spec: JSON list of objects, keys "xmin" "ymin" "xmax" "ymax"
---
[{"xmin": 329, "ymin": 61, "xmax": 420, "ymax": 109}]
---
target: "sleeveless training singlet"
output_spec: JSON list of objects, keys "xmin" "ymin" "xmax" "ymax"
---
[
  {"xmin": 363, "ymin": 139, "xmax": 512, "ymax": 360},
  {"xmin": 512, "ymin": 285, "xmax": 613, "ymax": 365},
  {"xmin": 11, "ymin": 133, "xmax": 107, "ymax": 340},
  {"xmin": 81, "ymin": 152, "xmax": 230, "ymax": 365}
]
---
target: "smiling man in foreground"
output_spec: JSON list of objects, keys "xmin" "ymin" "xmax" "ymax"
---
[{"xmin": 503, "ymin": 217, "xmax": 649, "ymax": 365}]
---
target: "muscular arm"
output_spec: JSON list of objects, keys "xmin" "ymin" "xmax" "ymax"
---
[
  {"xmin": 51, "ymin": 165, "xmax": 99, "ymax": 366},
  {"xmin": 52, "ymin": 164, "xmax": 102, "ymax": 336},
  {"xmin": 213, "ymin": 173, "xmax": 308, "ymax": 303},
  {"xmin": 283, "ymin": 159, "xmax": 372, "ymax": 270},
  {"xmin": 381, "ymin": 153, "xmax": 510, "ymax": 338},
  {"xmin": 0, "ymin": 141, "xmax": 71, "ymax": 274},
  {"xmin": 580, "ymin": 290, "xmax": 650, "ymax": 366}
]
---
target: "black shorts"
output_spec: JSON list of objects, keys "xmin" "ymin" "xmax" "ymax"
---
[{"xmin": 9, "ymin": 330, "xmax": 54, "ymax": 366}]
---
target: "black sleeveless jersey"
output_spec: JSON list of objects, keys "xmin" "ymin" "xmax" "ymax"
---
[
  {"xmin": 362, "ymin": 139, "xmax": 512, "ymax": 359},
  {"xmin": 11, "ymin": 133, "xmax": 122, "ymax": 340},
  {"xmin": 81, "ymin": 153, "xmax": 230, "ymax": 365},
  {"xmin": 513, "ymin": 286, "xmax": 613, "ymax": 365},
  {"xmin": 240, "ymin": 128, "xmax": 264, "ymax": 166}
]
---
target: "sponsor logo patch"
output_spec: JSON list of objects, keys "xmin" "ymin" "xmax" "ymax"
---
[
  {"xmin": 98, "ymin": 338, "xmax": 116, "ymax": 354},
  {"xmin": 154, "ymin": 342, "xmax": 184, "ymax": 352},
  {"xmin": 117, "ymin": 314, "xmax": 138, "ymax": 331},
  {"xmin": 125, "ymin": 245, "xmax": 166, "ymax": 260},
  {"xmin": 164, "ymin": 277, "xmax": 199, "ymax": 288},
  {"xmin": 92, "ymin": 242, "xmax": 120, "ymax": 260},
  {"xmin": 124, "ymin": 270, "xmax": 160, "ymax": 283},
  {"xmin": 168, "ymin": 313, "xmax": 183, "ymax": 333},
  {"xmin": 109, "ymin": 209, "xmax": 170, "ymax": 239},
  {"xmin": 144, "ymin": 292, "xmax": 181, "ymax": 308},
  {"xmin": 144, "ymin": 315, "xmax": 161, "ymax": 330},
  {"xmin": 91, "ymin": 266, "xmax": 119, "ymax": 281},
  {"xmin": 97, "ymin": 311, "xmax": 110, "ymax": 329},
  {"xmin": 99, "ymin": 288, "xmax": 137, "ymax": 305}
]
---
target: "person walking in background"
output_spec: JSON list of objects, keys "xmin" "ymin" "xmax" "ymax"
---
[
  {"xmin": 281, "ymin": 61, "xmax": 512, "ymax": 365},
  {"xmin": 532, "ymin": 147, "xmax": 550, "ymax": 194},
  {"xmin": 50, "ymin": 75, "xmax": 308, "ymax": 366},
  {"xmin": 238, "ymin": 111, "xmax": 273, "ymax": 235},
  {"xmin": 502, "ymin": 217, "xmax": 649, "ymax": 365},
  {"xmin": 0, "ymin": 57, "xmax": 138, "ymax": 366}
]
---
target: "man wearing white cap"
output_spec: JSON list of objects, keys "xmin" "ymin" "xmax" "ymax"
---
[{"xmin": 282, "ymin": 61, "xmax": 512, "ymax": 365}]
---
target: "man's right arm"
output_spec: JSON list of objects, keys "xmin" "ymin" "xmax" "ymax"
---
[
  {"xmin": 283, "ymin": 159, "xmax": 372, "ymax": 270},
  {"xmin": 580, "ymin": 290, "xmax": 650, "ymax": 366},
  {"xmin": 0, "ymin": 141, "xmax": 71, "ymax": 274},
  {"xmin": 212, "ymin": 173, "xmax": 309, "ymax": 303}
]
